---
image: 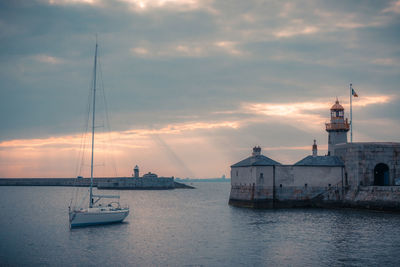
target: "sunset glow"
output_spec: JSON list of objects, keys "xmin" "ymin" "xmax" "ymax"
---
[
  {"xmin": 0, "ymin": 120, "xmax": 241, "ymax": 178},
  {"xmin": 0, "ymin": 95, "xmax": 393, "ymax": 178}
]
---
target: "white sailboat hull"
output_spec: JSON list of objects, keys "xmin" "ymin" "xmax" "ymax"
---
[{"xmin": 69, "ymin": 207, "xmax": 129, "ymax": 227}]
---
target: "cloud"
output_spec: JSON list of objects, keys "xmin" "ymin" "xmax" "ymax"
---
[
  {"xmin": 241, "ymin": 95, "xmax": 391, "ymax": 120},
  {"xmin": 1, "ymin": 0, "xmax": 400, "ymax": 177},
  {"xmin": 371, "ymin": 58, "xmax": 400, "ymax": 66},
  {"xmin": 32, "ymin": 54, "xmax": 64, "ymax": 64},
  {"xmin": 45, "ymin": 0, "xmax": 98, "ymax": 5},
  {"xmin": 0, "ymin": 119, "xmax": 240, "ymax": 150},
  {"xmin": 279, "ymin": 2, "xmax": 296, "ymax": 18},
  {"xmin": 130, "ymin": 40, "xmax": 244, "ymax": 58},
  {"xmin": 174, "ymin": 44, "xmax": 206, "ymax": 57},
  {"xmin": 264, "ymin": 144, "xmax": 327, "ymax": 151},
  {"xmin": 214, "ymin": 41, "xmax": 243, "ymax": 55},
  {"xmin": 115, "ymin": 0, "xmax": 216, "ymax": 13},
  {"xmin": 130, "ymin": 47, "xmax": 149, "ymax": 56},
  {"xmin": 352, "ymin": 95, "xmax": 391, "ymax": 107},
  {"xmin": 0, "ymin": 118, "xmax": 240, "ymax": 178},
  {"xmin": 130, "ymin": 42, "xmax": 207, "ymax": 57},
  {"xmin": 1, "ymin": 94, "xmax": 393, "ymax": 177},
  {"xmin": 382, "ymin": 0, "xmax": 400, "ymax": 13},
  {"xmin": 216, "ymin": 95, "xmax": 394, "ymax": 134},
  {"xmin": 274, "ymin": 26, "xmax": 319, "ymax": 38}
]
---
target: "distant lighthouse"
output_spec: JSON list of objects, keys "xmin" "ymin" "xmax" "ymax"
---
[
  {"xmin": 325, "ymin": 99, "xmax": 349, "ymax": 155},
  {"xmin": 133, "ymin": 165, "xmax": 139, "ymax": 178}
]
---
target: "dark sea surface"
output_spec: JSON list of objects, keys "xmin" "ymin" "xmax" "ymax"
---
[{"xmin": 1, "ymin": 182, "xmax": 400, "ymax": 266}]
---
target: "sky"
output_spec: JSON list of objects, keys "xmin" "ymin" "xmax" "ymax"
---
[{"xmin": 0, "ymin": 0, "xmax": 399, "ymax": 178}]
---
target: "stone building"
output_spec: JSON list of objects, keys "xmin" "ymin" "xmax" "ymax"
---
[
  {"xmin": 229, "ymin": 99, "xmax": 400, "ymax": 211},
  {"xmin": 335, "ymin": 142, "xmax": 400, "ymax": 187},
  {"xmin": 230, "ymin": 142, "xmax": 344, "ymax": 208}
]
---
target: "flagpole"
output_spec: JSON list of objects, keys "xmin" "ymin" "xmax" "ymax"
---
[{"xmin": 350, "ymin": 83, "xmax": 352, "ymax": 143}]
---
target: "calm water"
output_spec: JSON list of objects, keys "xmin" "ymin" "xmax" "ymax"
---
[{"xmin": 1, "ymin": 183, "xmax": 400, "ymax": 266}]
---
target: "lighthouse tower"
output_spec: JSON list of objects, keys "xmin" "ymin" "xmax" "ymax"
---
[
  {"xmin": 325, "ymin": 99, "xmax": 349, "ymax": 156},
  {"xmin": 133, "ymin": 165, "xmax": 139, "ymax": 178}
]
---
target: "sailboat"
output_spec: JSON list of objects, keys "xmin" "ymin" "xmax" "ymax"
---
[{"xmin": 68, "ymin": 41, "xmax": 129, "ymax": 228}]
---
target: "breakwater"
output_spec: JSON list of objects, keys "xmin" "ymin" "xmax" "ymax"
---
[
  {"xmin": 229, "ymin": 184, "xmax": 400, "ymax": 211},
  {"xmin": 0, "ymin": 177, "xmax": 194, "ymax": 189}
]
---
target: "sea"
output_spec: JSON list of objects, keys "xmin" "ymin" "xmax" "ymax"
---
[{"xmin": 1, "ymin": 182, "xmax": 400, "ymax": 266}]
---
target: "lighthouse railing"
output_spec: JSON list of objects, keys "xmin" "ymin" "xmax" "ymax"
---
[{"xmin": 325, "ymin": 122, "xmax": 350, "ymax": 131}]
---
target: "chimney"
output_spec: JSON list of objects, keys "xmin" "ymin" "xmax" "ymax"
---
[
  {"xmin": 252, "ymin": 146, "xmax": 261, "ymax": 156},
  {"xmin": 312, "ymin": 140, "xmax": 318, "ymax": 157}
]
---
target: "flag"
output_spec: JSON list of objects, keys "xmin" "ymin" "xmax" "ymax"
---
[{"xmin": 352, "ymin": 88, "xmax": 358, "ymax": 97}]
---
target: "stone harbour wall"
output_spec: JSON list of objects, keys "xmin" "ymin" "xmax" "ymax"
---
[
  {"xmin": 229, "ymin": 184, "xmax": 344, "ymax": 208},
  {"xmin": 97, "ymin": 177, "xmax": 175, "ymax": 189},
  {"xmin": 229, "ymin": 183, "xmax": 400, "ymax": 211},
  {"xmin": 0, "ymin": 177, "xmax": 177, "ymax": 190},
  {"xmin": 0, "ymin": 178, "xmax": 93, "ymax": 187},
  {"xmin": 343, "ymin": 186, "xmax": 400, "ymax": 211}
]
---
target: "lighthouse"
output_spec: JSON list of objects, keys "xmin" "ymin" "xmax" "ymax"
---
[
  {"xmin": 133, "ymin": 165, "xmax": 139, "ymax": 178},
  {"xmin": 325, "ymin": 99, "xmax": 349, "ymax": 155}
]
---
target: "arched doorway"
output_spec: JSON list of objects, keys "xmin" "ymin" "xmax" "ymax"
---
[{"xmin": 374, "ymin": 163, "xmax": 390, "ymax": 186}]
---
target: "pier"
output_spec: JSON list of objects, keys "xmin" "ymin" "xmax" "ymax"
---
[{"xmin": 0, "ymin": 177, "xmax": 194, "ymax": 189}]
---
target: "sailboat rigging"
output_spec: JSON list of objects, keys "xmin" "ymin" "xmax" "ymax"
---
[{"xmin": 68, "ymin": 40, "xmax": 129, "ymax": 228}]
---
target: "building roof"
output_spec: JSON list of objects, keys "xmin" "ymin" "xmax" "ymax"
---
[
  {"xmin": 335, "ymin": 142, "xmax": 400, "ymax": 148},
  {"xmin": 294, "ymin": 155, "xmax": 344, "ymax": 166},
  {"xmin": 231, "ymin": 155, "xmax": 281, "ymax": 168},
  {"xmin": 330, "ymin": 99, "xmax": 344, "ymax": 110}
]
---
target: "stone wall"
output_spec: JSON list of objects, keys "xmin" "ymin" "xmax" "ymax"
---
[
  {"xmin": 229, "ymin": 165, "xmax": 344, "ymax": 207},
  {"xmin": 229, "ymin": 184, "xmax": 256, "ymax": 202},
  {"xmin": 229, "ymin": 184, "xmax": 344, "ymax": 208},
  {"xmin": 0, "ymin": 178, "xmax": 93, "ymax": 186},
  {"xmin": 343, "ymin": 186, "xmax": 400, "ymax": 211},
  {"xmin": 97, "ymin": 177, "xmax": 175, "ymax": 189},
  {"xmin": 276, "ymin": 166, "xmax": 342, "ymax": 187},
  {"xmin": 231, "ymin": 166, "xmax": 263, "ymax": 186},
  {"xmin": 335, "ymin": 142, "xmax": 400, "ymax": 187},
  {"xmin": 0, "ymin": 177, "xmax": 176, "ymax": 189}
]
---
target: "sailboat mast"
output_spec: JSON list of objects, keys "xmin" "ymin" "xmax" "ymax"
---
[{"xmin": 89, "ymin": 41, "xmax": 98, "ymax": 208}]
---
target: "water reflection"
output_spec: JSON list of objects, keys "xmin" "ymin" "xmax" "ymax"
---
[{"xmin": 1, "ymin": 184, "xmax": 400, "ymax": 266}]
